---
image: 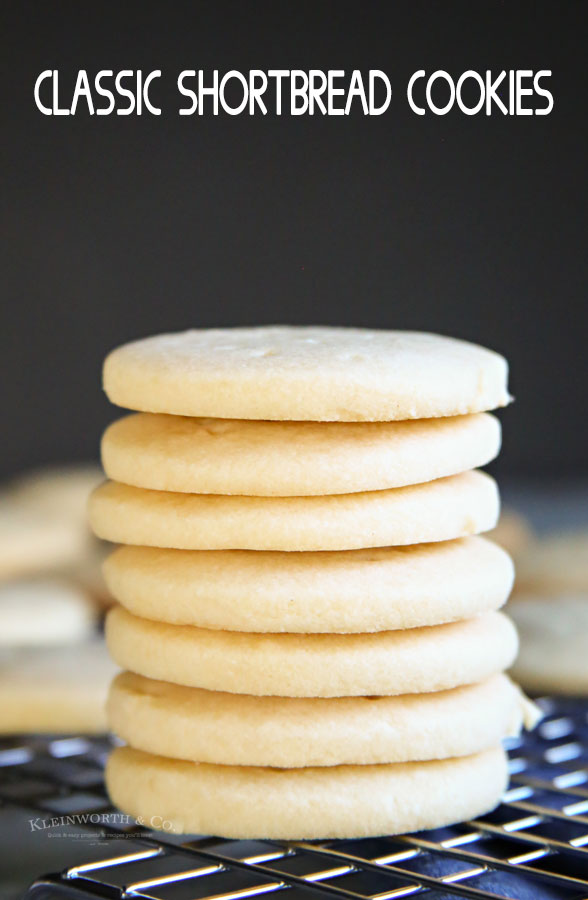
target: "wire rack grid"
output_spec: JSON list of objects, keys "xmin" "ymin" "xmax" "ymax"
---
[{"xmin": 2, "ymin": 697, "xmax": 588, "ymax": 900}]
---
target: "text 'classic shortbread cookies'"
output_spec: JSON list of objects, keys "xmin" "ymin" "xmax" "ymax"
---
[{"xmin": 92, "ymin": 325, "xmax": 536, "ymax": 839}]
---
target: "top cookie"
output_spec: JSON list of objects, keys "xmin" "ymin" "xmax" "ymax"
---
[{"xmin": 103, "ymin": 327, "xmax": 510, "ymax": 421}]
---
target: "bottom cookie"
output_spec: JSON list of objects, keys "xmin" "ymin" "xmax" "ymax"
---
[{"xmin": 106, "ymin": 744, "xmax": 508, "ymax": 839}]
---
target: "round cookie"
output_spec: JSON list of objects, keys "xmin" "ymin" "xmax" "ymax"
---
[
  {"xmin": 0, "ymin": 502, "xmax": 86, "ymax": 580},
  {"xmin": 106, "ymin": 606, "xmax": 518, "ymax": 697},
  {"xmin": 90, "ymin": 470, "xmax": 499, "ymax": 552},
  {"xmin": 509, "ymin": 595, "xmax": 588, "ymax": 695},
  {"xmin": 515, "ymin": 532, "xmax": 588, "ymax": 594},
  {"xmin": 106, "ymin": 745, "xmax": 508, "ymax": 839},
  {"xmin": 103, "ymin": 327, "xmax": 510, "ymax": 422},
  {"xmin": 108, "ymin": 671, "xmax": 533, "ymax": 767},
  {"xmin": 101, "ymin": 412, "xmax": 501, "ymax": 497},
  {"xmin": 0, "ymin": 640, "xmax": 118, "ymax": 733},
  {"xmin": 0, "ymin": 578, "xmax": 96, "ymax": 647},
  {"xmin": 104, "ymin": 536, "xmax": 514, "ymax": 633}
]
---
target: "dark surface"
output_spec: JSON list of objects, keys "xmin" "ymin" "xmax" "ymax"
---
[
  {"xmin": 1, "ymin": 0, "xmax": 587, "ymax": 480},
  {"xmin": 3, "ymin": 699, "xmax": 588, "ymax": 899}
]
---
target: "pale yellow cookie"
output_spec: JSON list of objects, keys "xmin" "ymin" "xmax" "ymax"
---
[
  {"xmin": 0, "ymin": 578, "xmax": 96, "ymax": 647},
  {"xmin": 0, "ymin": 640, "xmax": 118, "ymax": 733},
  {"xmin": 108, "ymin": 671, "xmax": 530, "ymax": 767},
  {"xmin": 106, "ymin": 744, "xmax": 508, "ymax": 839},
  {"xmin": 104, "ymin": 536, "xmax": 513, "ymax": 633},
  {"xmin": 103, "ymin": 327, "xmax": 510, "ymax": 422},
  {"xmin": 106, "ymin": 606, "xmax": 518, "ymax": 697},
  {"xmin": 515, "ymin": 532, "xmax": 588, "ymax": 594},
  {"xmin": 101, "ymin": 411, "xmax": 501, "ymax": 496},
  {"xmin": 510, "ymin": 595, "xmax": 588, "ymax": 695},
  {"xmin": 90, "ymin": 470, "xmax": 499, "ymax": 551}
]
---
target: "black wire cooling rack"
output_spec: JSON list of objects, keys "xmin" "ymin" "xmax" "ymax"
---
[{"xmin": 3, "ymin": 697, "xmax": 588, "ymax": 900}]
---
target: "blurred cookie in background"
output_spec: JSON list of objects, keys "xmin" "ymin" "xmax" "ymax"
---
[
  {"xmin": 8, "ymin": 464, "xmax": 103, "ymax": 526},
  {"xmin": 515, "ymin": 532, "xmax": 588, "ymax": 595},
  {"xmin": 510, "ymin": 531, "xmax": 588, "ymax": 695},
  {"xmin": 510, "ymin": 595, "xmax": 588, "ymax": 695},
  {"xmin": 0, "ymin": 578, "xmax": 96, "ymax": 647},
  {"xmin": 0, "ymin": 640, "xmax": 118, "ymax": 733},
  {"xmin": 0, "ymin": 499, "xmax": 86, "ymax": 580},
  {"xmin": 2, "ymin": 463, "xmax": 112, "ymax": 608},
  {"xmin": 0, "ymin": 463, "xmax": 115, "ymax": 734},
  {"xmin": 488, "ymin": 508, "xmax": 534, "ymax": 560}
]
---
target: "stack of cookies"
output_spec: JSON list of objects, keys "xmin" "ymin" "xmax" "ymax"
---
[{"xmin": 89, "ymin": 326, "xmax": 537, "ymax": 839}]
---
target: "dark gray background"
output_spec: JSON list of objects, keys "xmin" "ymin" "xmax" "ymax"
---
[{"xmin": 1, "ymin": 0, "xmax": 587, "ymax": 480}]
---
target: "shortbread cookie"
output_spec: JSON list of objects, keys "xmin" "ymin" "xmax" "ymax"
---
[
  {"xmin": 90, "ymin": 471, "xmax": 499, "ymax": 551},
  {"xmin": 106, "ymin": 744, "xmax": 508, "ymax": 839},
  {"xmin": 510, "ymin": 595, "xmax": 588, "ymax": 694},
  {"xmin": 109, "ymin": 671, "xmax": 535, "ymax": 767},
  {"xmin": 515, "ymin": 533, "xmax": 588, "ymax": 594},
  {"xmin": 101, "ymin": 412, "xmax": 501, "ymax": 496},
  {"xmin": 0, "ymin": 640, "xmax": 118, "ymax": 733},
  {"xmin": 104, "ymin": 536, "xmax": 513, "ymax": 633},
  {"xmin": 103, "ymin": 327, "xmax": 510, "ymax": 422},
  {"xmin": 0, "ymin": 579, "xmax": 96, "ymax": 647},
  {"xmin": 106, "ymin": 606, "xmax": 518, "ymax": 697},
  {"xmin": 488, "ymin": 509, "xmax": 534, "ymax": 558},
  {"xmin": 0, "ymin": 502, "xmax": 85, "ymax": 579}
]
